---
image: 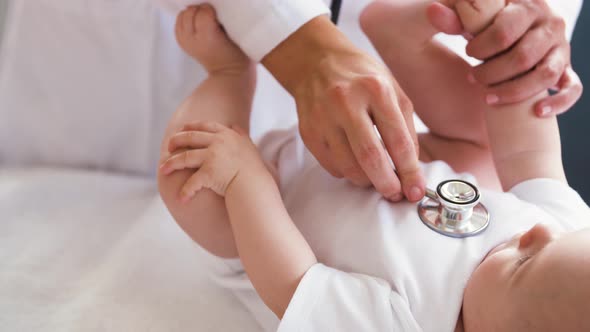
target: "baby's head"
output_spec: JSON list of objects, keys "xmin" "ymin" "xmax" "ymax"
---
[{"xmin": 463, "ymin": 224, "xmax": 590, "ymax": 331}]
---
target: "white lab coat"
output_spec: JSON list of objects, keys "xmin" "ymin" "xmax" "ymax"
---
[{"xmin": 0, "ymin": 0, "xmax": 583, "ymax": 175}]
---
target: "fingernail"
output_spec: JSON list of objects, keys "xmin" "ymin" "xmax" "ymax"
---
[
  {"xmin": 464, "ymin": 33, "xmax": 474, "ymax": 41},
  {"xmin": 409, "ymin": 186, "xmax": 423, "ymax": 202},
  {"xmin": 541, "ymin": 106, "xmax": 552, "ymax": 116},
  {"xmin": 486, "ymin": 94, "xmax": 499, "ymax": 105},
  {"xmin": 467, "ymin": 73, "xmax": 476, "ymax": 84},
  {"xmin": 390, "ymin": 193, "xmax": 404, "ymax": 202}
]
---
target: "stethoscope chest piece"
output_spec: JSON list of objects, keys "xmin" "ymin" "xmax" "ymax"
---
[{"xmin": 418, "ymin": 180, "xmax": 490, "ymax": 238}]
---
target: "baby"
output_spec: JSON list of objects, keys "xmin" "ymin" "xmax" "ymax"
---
[{"xmin": 158, "ymin": 2, "xmax": 590, "ymax": 332}]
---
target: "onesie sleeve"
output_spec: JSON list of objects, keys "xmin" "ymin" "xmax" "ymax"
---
[
  {"xmin": 154, "ymin": 0, "xmax": 331, "ymax": 61},
  {"xmin": 510, "ymin": 178, "xmax": 590, "ymax": 231},
  {"xmin": 278, "ymin": 264, "xmax": 423, "ymax": 332},
  {"xmin": 190, "ymin": 242, "xmax": 280, "ymax": 332}
]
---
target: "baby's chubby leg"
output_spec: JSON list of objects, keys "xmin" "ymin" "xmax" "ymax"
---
[
  {"xmin": 158, "ymin": 5, "xmax": 256, "ymax": 258},
  {"xmin": 360, "ymin": 0, "xmax": 439, "ymax": 54},
  {"xmin": 360, "ymin": 0, "xmax": 504, "ymax": 56},
  {"xmin": 360, "ymin": 0, "xmax": 505, "ymax": 188}
]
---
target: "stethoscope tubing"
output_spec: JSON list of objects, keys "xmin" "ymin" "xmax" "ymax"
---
[{"xmin": 330, "ymin": 0, "xmax": 342, "ymax": 24}]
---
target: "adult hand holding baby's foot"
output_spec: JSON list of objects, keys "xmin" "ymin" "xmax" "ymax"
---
[{"xmin": 427, "ymin": 0, "xmax": 583, "ymax": 117}]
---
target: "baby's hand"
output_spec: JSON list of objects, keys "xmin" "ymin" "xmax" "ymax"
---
[{"xmin": 160, "ymin": 122, "xmax": 266, "ymax": 201}]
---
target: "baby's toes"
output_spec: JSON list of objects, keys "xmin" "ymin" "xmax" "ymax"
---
[
  {"xmin": 194, "ymin": 4, "xmax": 223, "ymax": 37},
  {"xmin": 180, "ymin": 6, "xmax": 198, "ymax": 35}
]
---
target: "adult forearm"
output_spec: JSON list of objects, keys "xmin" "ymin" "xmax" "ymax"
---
[
  {"xmin": 262, "ymin": 15, "xmax": 358, "ymax": 94},
  {"xmin": 225, "ymin": 173, "xmax": 317, "ymax": 318}
]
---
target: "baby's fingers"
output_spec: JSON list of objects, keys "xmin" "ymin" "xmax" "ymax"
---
[
  {"xmin": 182, "ymin": 121, "xmax": 225, "ymax": 133},
  {"xmin": 168, "ymin": 131, "xmax": 214, "ymax": 152},
  {"xmin": 179, "ymin": 170, "xmax": 208, "ymax": 203},
  {"xmin": 160, "ymin": 149, "xmax": 207, "ymax": 175}
]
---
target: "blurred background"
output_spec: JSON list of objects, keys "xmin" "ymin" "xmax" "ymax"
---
[{"xmin": 562, "ymin": 2, "xmax": 589, "ymax": 203}]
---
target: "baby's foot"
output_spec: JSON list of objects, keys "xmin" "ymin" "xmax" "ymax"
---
[
  {"xmin": 175, "ymin": 5, "xmax": 253, "ymax": 75},
  {"xmin": 454, "ymin": 0, "xmax": 505, "ymax": 34}
]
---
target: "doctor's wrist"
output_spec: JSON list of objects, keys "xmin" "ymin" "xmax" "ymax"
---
[{"xmin": 261, "ymin": 15, "xmax": 359, "ymax": 94}]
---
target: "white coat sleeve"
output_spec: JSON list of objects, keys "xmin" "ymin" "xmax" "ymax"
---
[
  {"xmin": 546, "ymin": 0, "xmax": 584, "ymax": 40},
  {"xmin": 154, "ymin": 0, "xmax": 330, "ymax": 61},
  {"xmin": 278, "ymin": 264, "xmax": 423, "ymax": 332}
]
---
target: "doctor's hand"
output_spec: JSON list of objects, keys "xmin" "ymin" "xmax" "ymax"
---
[
  {"xmin": 429, "ymin": 0, "xmax": 583, "ymax": 117},
  {"xmin": 263, "ymin": 16, "xmax": 425, "ymax": 202}
]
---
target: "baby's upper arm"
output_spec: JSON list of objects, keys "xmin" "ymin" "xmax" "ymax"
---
[{"xmin": 419, "ymin": 133, "xmax": 501, "ymax": 190}]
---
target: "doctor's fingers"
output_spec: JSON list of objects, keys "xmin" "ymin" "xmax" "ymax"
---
[
  {"xmin": 179, "ymin": 168, "xmax": 212, "ymax": 202},
  {"xmin": 466, "ymin": 3, "xmax": 537, "ymax": 60},
  {"xmin": 471, "ymin": 25, "xmax": 560, "ymax": 86},
  {"xmin": 299, "ymin": 123, "xmax": 343, "ymax": 179},
  {"xmin": 168, "ymin": 131, "xmax": 215, "ymax": 153},
  {"xmin": 482, "ymin": 46, "xmax": 568, "ymax": 106},
  {"xmin": 160, "ymin": 149, "xmax": 207, "ymax": 175},
  {"xmin": 182, "ymin": 121, "xmax": 226, "ymax": 133},
  {"xmin": 535, "ymin": 67, "xmax": 583, "ymax": 117},
  {"xmin": 391, "ymin": 78, "xmax": 419, "ymax": 157},
  {"xmin": 345, "ymin": 112, "xmax": 404, "ymax": 201},
  {"xmin": 327, "ymin": 129, "xmax": 371, "ymax": 187},
  {"xmin": 370, "ymin": 87, "xmax": 424, "ymax": 202}
]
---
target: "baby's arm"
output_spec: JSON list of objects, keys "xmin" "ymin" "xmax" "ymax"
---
[
  {"xmin": 362, "ymin": 0, "xmax": 566, "ymax": 190},
  {"xmin": 362, "ymin": 0, "xmax": 500, "ymax": 188},
  {"xmin": 455, "ymin": 0, "xmax": 567, "ymax": 189},
  {"xmin": 158, "ymin": 70, "xmax": 253, "ymax": 258},
  {"xmin": 161, "ymin": 122, "xmax": 317, "ymax": 318},
  {"xmin": 158, "ymin": 6, "xmax": 255, "ymax": 258}
]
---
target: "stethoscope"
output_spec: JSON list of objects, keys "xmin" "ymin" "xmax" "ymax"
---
[
  {"xmin": 418, "ymin": 180, "xmax": 490, "ymax": 238},
  {"xmin": 330, "ymin": 0, "xmax": 342, "ymax": 24},
  {"xmin": 329, "ymin": 1, "xmax": 489, "ymax": 238}
]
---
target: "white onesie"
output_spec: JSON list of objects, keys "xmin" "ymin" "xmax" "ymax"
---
[{"xmin": 194, "ymin": 128, "xmax": 590, "ymax": 332}]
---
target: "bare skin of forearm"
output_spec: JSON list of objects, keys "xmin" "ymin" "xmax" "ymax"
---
[
  {"xmin": 364, "ymin": 1, "xmax": 565, "ymax": 191},
  {"xmin": 225, "ymin": 172, "xmax": 317, "ymax": 319},
  {"xmin": 390, "ymin": 41, "xmax": 500, "ymax": 189},
  {"xmin": 158, "ymin": 70, "xmax": 256, "ymax": 258},
  {"xmin": 262, "ymin": 15, "xmax": 356, "ymax": 94},
  {"xmin": 363, "ymin": 1, "xmax": 488, "ymax": 147},
  {"xmin": 362, "ymin": 2, "xmax": 498, "ymax": 188},
  {"xmin": 484, "ymin": 94, "xmax": 566, "ymax": 190},
  {"xmin": 455, "ymin": 2, "xmax": 567, "ymax": 190},
  {"xmin": 388, "ymin": 42, "xmax": 565, "ymax": 190}
]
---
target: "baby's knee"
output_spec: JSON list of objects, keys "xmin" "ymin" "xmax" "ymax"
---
[{"xmin": 455, "ymin": 0, "xmax": 505, "ymax": 34}]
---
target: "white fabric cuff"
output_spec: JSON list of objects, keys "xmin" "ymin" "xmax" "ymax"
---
[
  {"xmin": 154, "ymin": 0, "xmax": 331, "ymax": 62},
  {"xmin": 510, "ymin": 178, "xmax": 582, "ymax": 205},
  {"xmin": 510, "ymin": 178, "xmax": 590, "ymax": 230},
  {"xmin": 278, "ymin": 264, "xmax": 330, "ymax": 331},
  {"xmin": 278, "ymin": 263, "xmax": 421, "ymax": 331},
  {"xmin": 234, "ymin": 1, "xmax": 331, "ymax": 61}
]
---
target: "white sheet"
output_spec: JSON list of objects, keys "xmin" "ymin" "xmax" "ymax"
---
[{"xmin": 0, "ymin": 168, "xmax": 261, "ymax": 331}]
